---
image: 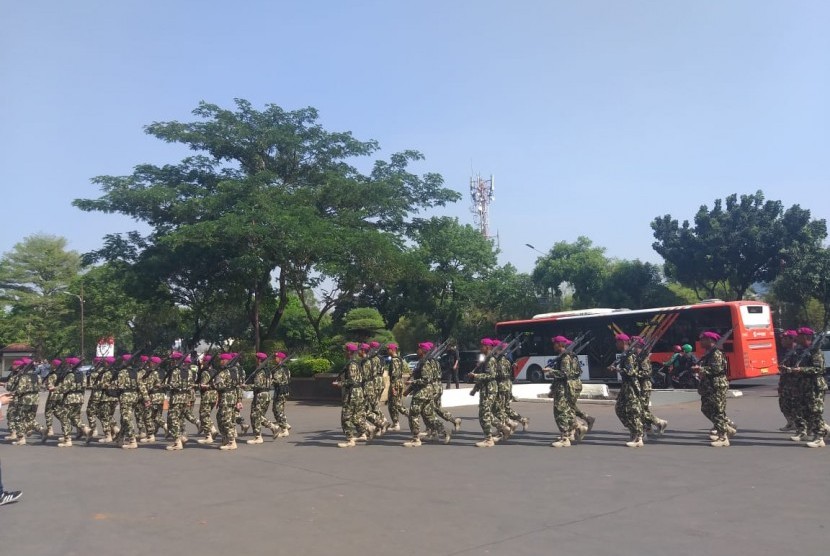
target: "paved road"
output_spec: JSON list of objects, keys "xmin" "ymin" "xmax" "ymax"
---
[{"xmin": 1, "ymin": 377, "xmax": 827, "ymax": 556}]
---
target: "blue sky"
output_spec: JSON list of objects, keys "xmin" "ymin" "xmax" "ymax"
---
[{"xmin": 1, "ymin": 1, "xmax": 828, "ymax": 273}]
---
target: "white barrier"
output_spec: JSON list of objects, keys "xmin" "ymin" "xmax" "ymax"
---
[{"xmin": 439, "ymin": 383, "xmax": 610, "ymax": 408}]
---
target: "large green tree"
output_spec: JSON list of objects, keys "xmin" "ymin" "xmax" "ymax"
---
[
  {"xmin": 74, "ymin": 99, "xmax": 459, "ymax": 350},
  {"xmin": 597, "ymin": 260, "xmax": 683, "ymax": 309},
  {"xmin": 531, "ymin": 237, "xmax": 610, "ymax": 309},
  {"xmin": 651, "ymin": 191, "xmax": 826, "ymax": 300},
  {"xmin": 772, "ymin": 244, "xmax": 830, "ymax": 330},
  {"xmin": 0, "ymin": 234, "xmax": 81, "ymax": 355}
]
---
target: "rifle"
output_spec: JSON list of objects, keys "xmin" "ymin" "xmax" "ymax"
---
[
  {"xmin": 696, "ymin": 329, "xmax": 734, "ymax": 366},
  {"xmin": 245, "ymin": 353, "xmax": 292, "ymax": 386},
  {"xmin": 790, "ymin": 331, "xmax": 828, "ymax": 369},
  {"xmin": 468, "ymin": 334, "xmax": 519, "ymax": 395},
  {"xmin": 403, "ymin": 338, "xmax": 454, "ymax": 396},
  {"xmin": 544, "ymin": 331, "xmax": 592, "ymax": 374}
]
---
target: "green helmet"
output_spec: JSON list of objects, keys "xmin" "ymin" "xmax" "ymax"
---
[{"xmin": 682, "ymin": 344, "xmax": 693, "ymax": 353}]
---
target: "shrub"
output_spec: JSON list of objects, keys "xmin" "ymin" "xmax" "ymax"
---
[{"xmin": 288, "ymin": 357, "xmax": 333, "ymax": 377}]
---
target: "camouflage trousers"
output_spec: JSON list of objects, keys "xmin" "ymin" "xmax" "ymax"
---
[
  {"xmin": 99, "ymin": 399, "xmax": 119, "ymax": 431},
  {"xmin": 386, "ymin": 381, "xmax": 409, "ymax": 425},
  {"xmin": 409, "ymin": 392, "xmax": 441, "ymax": 437},
  {"xmin": 250, "ymin": 391, "xmax": 275, "ymax": 434},
  {"xmin": 143, "ymin": 397, "xmax": 165, "ymax": 435},
  {"xmin": 364, "ymin": 385, "xmax": 385, "ymax": 427},
  {"xmin": 615, "ymin": 382, "xmax": 644, "ymax": 437},
  {"xmin": 639, "ymin": 384, "xmax": 660, "ymax": 427},
  {"xmin": 199, "ymin": 390, "xmax": 218, "ymax": 434},
  {"xmin": 341, "ymin": 389, "xmax": 368, "ymax": 439},
  {"xmin": 476, "ymin": 384, "xmax": 497, "ymax": 436},
  {"xmin": 56, "ymin": 402, "xmax": 84, "ymax": 438},
  {"xmin": 699, "ymin": 376, "xmax": 729, "ymax": 435},
  {"xmin": 497, "ymin": 382, "xmax": 523, "ymax": 423},
  {"xmin": 167, "ymin": 402, "xmax": 188, "ymax": 438},
  {"xmin": 136, "ymin": 403, "xmax": 148, "ymax": 434},
  {"xmin": 86, "ymin": 392, "xmax": 104, "ymax": 430},
  {"xmin": 119, "ymin": 393, "xmax": 139, "ymax": 441},
  {"xmin": 13, "ymin": 404, "xmax": 39, "ymax": 436},
  {"xmin": 551, "ymin": 381, "xmax": 575, "ymax": 434},
  {"xmin": 434, "ymin": 387, "xmax": 456, "ymax": 426},
  {"xmin": 566, "ymin": 380, "xmax": 589, "ymax": 421},
  {"xmin": 44, "ymin": 393, "xmax": 59, "ymax": 429},
  {"xmin": 271, "ymin": 393, "xmax": 288, "ymax": 428},
  {"xmin": 5, "ymin": 402, "xmax": 19, "ymax": 433},
  {"xmin": 217, "ymin": 394, "xmax": 238, "ymax": 440},
  {"xmin": 778, "ymin": 374, "xmax": 802, "ymax": 429},
  {"xmin": 184, "ymin": 392, "xmax": 200, "ymax": 427},
  {"xmin": 800, "ymin": 379, "xmax": 828, "ymax": 437}
]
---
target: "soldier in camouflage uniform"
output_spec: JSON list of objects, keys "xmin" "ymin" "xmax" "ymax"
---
[
  {"xmin": 468, "ymin": 339, "xmax": 506, "ymax": 448},
  {"xmin": 196, "ymin": 355, "xmax": 219, "ymax": 444},
  {"xmin": 787, "ymin": 327, "xmax": 827, "ymax": 448},
  {"xmin": 633, "ymin": 336, "xmax": 668, "ymax": 436},
  {"xmin": 139, "ymin": 356, "xmax": 166, "ymax": 444},
  {"xmin": 385, "ymin": 343, "xmax": 408, "ymax": 431},
  {"xmin": 610, "ymin": 334, "xmax": 645, "ymax": 447},
  {"xmin": 545, "ymin": 336, "xmax": 583, "ymax": 447},
  {"xmin": 271, "ymin": 351, "xmax": 291, "ymax": 437},
  {"xmin": 42, "ymin": 359, "xmax": 62, "ymax": 438},
  {"xmin": 776, "ymin": 330, "xmax": 801, "ymax": 433},
  {"xmin": 134, "ymin": 356, "xmax": 151, "ymax": 440},
  {"xmin": 97, "ymin": 357, "xmax": 121, "ymax": 443},
  {"xmin": 495, "ymin": 342, "xmax": 528, "ymax": 433},
  {"xmin": 430, "ymin": 349, "xmax": 460, "ymax": 436},
  {"xmin": 213, "ymin": 353, "xmax": 243, "ymax": 450},
  {"xmin": 335, "ymin": 343, "xmax": 370, "ymax": 448},
  {"xmin": 562, "ymin": 338, "xmax": 595, "ymax": 433},
  {"xmin": 9, "ymin": 359, "xmax": 43, "ymax": 445},
  {"xmin": 246, "ymin": 352, "xmax": 280, "ymax": 444},
  {"xmin": 183, "ymin": 353, "xmax": 202, "ymax": 435},
  {"xmin": 693, "ymin": 331, "xmax": 734, "ymax": 447},
  {"xmin": 226, "ymin": 354, "xmax": 248, "ymax": 437},
  {"xmin": 51, "ymin": 357, "xmax": 91, "ymax": 447},
  {"xmin": 84, "ymin": 357, "xmax": 106, "ymax": 440},
  {"xmin": 165, "ymin": 351, "xmax": 196, "ymax": 451},
  {"xmin": 370, "ymin": 342, "xmax": 391, "ymax": 433},
  {"xmin": 403, "ymin": 342, "xmax": 449, "ymax": 447},
  {"xmin": 4, "ymin": 360, "xmax": 22, "ymax": 442},
  {"xmin": 360, "ymin": 344, "xmax": 387, "ymax": 435},
  {"xmin": 114, "ymin": 354, "xmax": 141, "ymax": 449}
]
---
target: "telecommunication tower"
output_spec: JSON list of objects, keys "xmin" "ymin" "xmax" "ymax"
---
[{"xmin": 469, "ymin": 173, "xmax": 495, "ymax": 239}]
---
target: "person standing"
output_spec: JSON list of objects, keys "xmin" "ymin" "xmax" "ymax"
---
[
  {"xmin": 633, "ymin": 336, "xmax": 668, "ymax": 436},
  {"xmin": 3, "ymin": 360, "xmax": 23, "ymax": 442},
  {"xmin": 693, "ymin": 331, "xmax": 735, "ymax": 447},
  {"xmin": 139, "ymin": 356, "xmax": 166, "ymax": 444},
  {"xmin": 788, "ymin": 327, "xmax": 827, "ymax": 448},
  {"xmin": 42, "ymin": 359, "xmax": 62, "ymax": 438},
  {"xmin": 270, "ymin": 352, "xmax": 291, "ymax": 437},
  {"xmin": 468, "ymin": 339, "xmax": 507, "ymax": 448},
  {"xmin": 403, "ymin": 342, "xmax": 449, "ymax": 447},
  {"xmin": 165, "ymin": 351, "xmax": 195, "ymax": 451},
  {"xmin": 97, "ymin": 357, "xmax": 120, "ymax": 443},
  {"xmin": 385, "ymin": 343, "xmax": 409, "ymax": 431},
  {"xmin": 8, "ymin": 359, "xmax": 42, "ymax": 445},
  {"xmin": 610, "ymin": 334, "xmax": 645, "ymax": 448},
  {"xmin": 334, "ymin": 343, "xmax": 370, "ymax": 448},
  {"xmin": 196, "ymin": 355, "xmax": 219, "ymax": 444},
  {"xmin": 52, "ymin": 358, "xmax": 92, "ymax": 448},
  {"xmin": 777, "ymin": 330, "xmax": 802, "ymax": 434},
  {"xmin": 545, "ymin": 336, "xmax": 581, "ymax": 447},
  {"xmin": 495, "ymin": 342, "xmax": 528, "ymax": 432},
  {"xmin": 84, "ymin": 357, "xmax": 106, "ymax": 440},
  {"xmin": 113, "ymin": 354, "xmax": 141, "ymax": 449},
  {"xmin": 246, "ymin": 352, "xmax": 280, "ymax": 444},
  {"xmin": 444, "ymin": 341, "xmax": 460, "ymax": 389},
  {"xmin": 213, "ymin": 353, "xmax": 244, "ymax": 450}
]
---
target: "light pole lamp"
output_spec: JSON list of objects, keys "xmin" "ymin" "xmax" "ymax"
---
[
  {"xmin": 525, "ymin": 243, "xmax": 546, "ymax": 255},
  {"xmin": 61, "ymin": 285, "xmax": 85, "ymax": 358}
]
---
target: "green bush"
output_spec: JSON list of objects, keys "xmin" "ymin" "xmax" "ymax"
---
[{"xmin": 288, "ymin": 357, "xmax": 333, "ymax": 377}]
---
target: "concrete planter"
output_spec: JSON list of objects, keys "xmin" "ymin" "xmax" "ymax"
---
[{"xmin": 288, "ymin": 373, "xmax": 341, "ymax": 401}]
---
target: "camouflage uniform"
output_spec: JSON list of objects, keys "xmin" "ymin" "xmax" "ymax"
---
[
  {"xmin": 54, "ymin": 367, "xmax": 87, "ymax": 442},
  {"xmin": 198, "ymin": 364, "xmax": 219, "ymax": 436},
  {"xmin": 408, "ymin": 357, "xmax": 443, "ymax": 438},
  {"xmin": 229, "ymin": 362, "xmax": 247, "ymax": 434},
  {"xmin": 386, "ymin": 355, "xmax": 409, "ymax": 426},
  {"xmin": 638, "ymin": 357, "xmax": 664, "ymax": 429},
  {"xmin": 340, "ymin": 358, "xmax": 368, "ymax": 440},
  {"xmin": 115, "ymin": 364, "xmax": 142, "ymax": 443},
  {"xmin": 472, "ymin": 356, "xmax": 498, "ymax": 437},
  {"xmin": 213, "ymin": 364, "xmax": 241, "ymax": 445},
  {"xmin": 167, "ymin": 363, "xmax": 196, "ymax": 440},
  {"xmin": 12, "ymin": 368, "xmax": 41, "ymax": 437},
  {"xmin": 614, "ymin": 353, "xmax": 644, "ymax": 439},
  {"xmin": 778, "ymin": 348, "xmax": 803, "ymax": 433},
  {"xmin": 43, "ymin": 370, "xmax": 60, "ymax": 433},
  {"xmin": 271, "ymin": 362, "xmax": 290, "ymax": 430},
  {"xmin": 141, "ymin": 365, "xmax": 166, "ymax": 436},
  {"xmin": 248, "ymin": 362, "xmax": 277, "ymax": 436},
  {"xmin": 795, "ymin": 348, "xmax": 827, "ymax": 439},
  {"xmin": 547, "ymin": 353, "xmax": 578, "ymax": 435},
  {"xmin": 697, "ymin": 349, "xmax": 729, "ymax": 437},
  {"xmin": 85, "ymin": 364, "xmax": 106, "ymax": 434},
  {"xmin": 496, "ymin": 354, "xmax": 523, "ymax": 424},
  {"xmin": 432, "ymin": 359, "xmax": 456, "ymax": 430},
  {"xmin": 5, "ymin": 370, "xmax": 21, "ymax": 435},
  {"xmin": 99, "ymin": 366, "xmax": 121, "ymax": 434},
  {"xmin": 371, "ymin": 353, "xmax": 386, "ymax": 423},
  {"xmin": 362, "ymin": 356, "xmax": 385, "ymax": 428}
]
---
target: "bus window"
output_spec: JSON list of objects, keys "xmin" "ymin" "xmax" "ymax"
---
[{"xmin": 739, "ymin": 305, "xmax": 771, "ymax": 329}]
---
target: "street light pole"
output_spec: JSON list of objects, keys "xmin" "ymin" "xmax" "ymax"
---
[
  {"xmin": 525, "ymin": 243, "xmax": 546, "ymax": 256},
  {"xmin": 62, "ymin": 287, "xmax": 85, "ymax": 358}
]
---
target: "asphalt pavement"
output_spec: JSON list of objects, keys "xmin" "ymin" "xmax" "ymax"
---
[{"xmin": 1, "ymin": 377, "xmax": 827, "ymax": 556}]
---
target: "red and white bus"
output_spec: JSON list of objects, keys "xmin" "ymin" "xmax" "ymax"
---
[{"xmin": 496, "ymin": 300, "xmax": 778, "ymax": 383}]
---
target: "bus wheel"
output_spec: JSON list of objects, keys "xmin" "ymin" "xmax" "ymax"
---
[{"xmin": 527, "ymin": 365, "xmax": 544, "ymax": 383}]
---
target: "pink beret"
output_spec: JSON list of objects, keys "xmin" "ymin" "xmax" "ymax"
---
[
  {"xmin": 140, "ymin": 355, "xmax": 149, "ymax": 362},
  {"xmin": 369, "ymin": 341, "xmax": 380, "ymax": 348},
  {"xmin": 359, "ymin": 343, "xmax": 370, "ymax": 351},
  {"xmin": 480, "ymin": 338, "xmax": 494, "ymax": 346},
  {"xmin": 67, "ymin": 357, "xmax": 81, "ymax": 365},
  {"xmin": 52, "ymin": 359, "xmax": 62, "ymax": 366},
  {"xmin": 150, "ymin": 356, "xmax": 162, "ymax": 364},
  {"xmin": 93, "ymin": 357, "xmax": 102, "ymax": 363},
  {"xmin": 783, "ymin": 330, "xmax": 798, "ymax": 337},
  {"xmin": 170, "ymin": 352, "xmax": 183, "ymax": 359},
  {"xmin": 552, "ymin": 335, "xmax": 569, "ymax": 344},
  {"xmin": 699, "ymin": 331, "xmax": 720, "ymax": 341},
  {"xmin": 184, "ymin": 356, "xmax": 192, "ymax": 363},
  {"xmin": 122, "ymin": 354, "xmax": 132, "ymax": 361},
  {"xmin": 615, "ymin": 334, "xmax": 630, "ymax": 342},
  {"xmin": 387, "ymin": 343, "xmax": 398, "ymax": 350},
  {"xmin": 21, "ymin": 357, "xmax": 32, "ymax": 364},
  {"xmin": 219, "ymin": 353, "xmax": 234, "ymax": 361},
  {"xmin": 631, "ymin": 336, "xmax": 645, "ymax": 346},
  {"xmin": 797, "ymin": 327, "xmax": 815, "ymax": 336},
  {"xmin": 203, "ymin": 355, "xmax": 213, "ymax": 362},
  {"xmin": 12, "ymin": 359, "xmax": 22, "ymax": 366},
  {"xmin": 345, "ymin": 342, "xmax": 358, "ymax": 352},
  {"xmin": 274, "ymin": 352, "xmax": 287, "ymax": 359},
  {"xmin": 105, "ymin": 356, "xmax": 116, "ymax": 364},
  {"xmin": 255, "ymin": 352, "xmax": 268, "ymax": 360},
  {"xmin": 418, "ymin": 342, "xmax": 433, "ymax": 351}
]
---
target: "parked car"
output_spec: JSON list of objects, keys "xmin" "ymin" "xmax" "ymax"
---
[{"xmin": 403, "ymin": 353, "xmax": 419, "ymax": 371}]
